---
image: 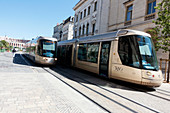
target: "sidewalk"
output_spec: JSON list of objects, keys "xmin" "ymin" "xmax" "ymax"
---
[{"xmin": 0, "ymin": 52, "xmax": 106, "ymax": 113}]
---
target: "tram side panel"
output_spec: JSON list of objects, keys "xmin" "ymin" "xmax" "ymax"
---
[
  {"xmin": 25, "ymin": 41, "xmax": 36, "ymax": 62},
  {"xmin": 75, "ymin": 42, "xmax": 100, "ymax": 74}
]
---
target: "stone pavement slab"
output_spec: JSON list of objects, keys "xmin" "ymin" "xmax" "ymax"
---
[{"xmin": 0, "ymin": 71, "xmax": 106, "ymax": 113}]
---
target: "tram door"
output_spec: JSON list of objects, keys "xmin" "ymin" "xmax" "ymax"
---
[
  {"xmin": 66, "ymin": 45, "xmax": 72, "ymax": 66},
  {"xmin": 99, "ymin": 41, "xmax": 111, "ymax": 77}
]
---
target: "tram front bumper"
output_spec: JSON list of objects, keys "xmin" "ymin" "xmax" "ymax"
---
[
  {"xmin": 141, "ymin": 70, "xmax": 163, "ymax": 87},
  {"xmin": 40, "ymin": 57, "xmax": 56, "ymax": 65}
]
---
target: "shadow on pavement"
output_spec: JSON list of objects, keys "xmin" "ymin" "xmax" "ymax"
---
[{"xmin": 13, "ymin": 53, "xmax": 30, "ymax": 66}]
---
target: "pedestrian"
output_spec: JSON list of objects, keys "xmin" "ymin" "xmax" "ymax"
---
[{"xmin": 12, "ymin": 48, "xmax": 16, "ymax": 57}]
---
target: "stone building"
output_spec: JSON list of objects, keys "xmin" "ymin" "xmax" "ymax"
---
[
  {"xmin": 62, "ymin": 16, "xmax": 74, "ymax": 41},
  {"xmin": 53, "ymin": 16, "xmax": 74, "ymax": 41},
  {"xmin": 73, "ymin": 0, "xmax": 110, "ymax": 38},
  {"xmin": 108, "ymin": 0, "xmax": 160, "ymax": 32},
  {"xmin": 0, "ymin": 36, "xmax": 30, "ymax": 49},
  {"xmin": 53, "ymin": 23, "xmax": 63, "ymax": 41},
  {"xmin": 73, "ymin": 0, "xmax": 168, "ymax": 60}
]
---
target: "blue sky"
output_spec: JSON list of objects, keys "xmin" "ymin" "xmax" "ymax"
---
[{"xmin": 0, "ymin": 0, "xmax": 79, "ymax": 40}]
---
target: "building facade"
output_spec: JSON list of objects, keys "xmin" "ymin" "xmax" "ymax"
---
[
  {"xmin": 53, "ymin": 23, "xmax": 63, "ymax": 41},
  {"xmin": 73, "ymin": 0, "xmax": 168, "ymax": 60},
  {"xmin": 62, "ymin": 16, "xmax": 74, "ymax": 41},
  {"xmin": 73, "ymin": 0, "xmax": 110, "ymax": 38},
  {"xmin": 53, "ymin": 16, "xmax": 74, "ymax": 41},
  {"xmin": 0, "ymin": 36, "xmax": 30, "ymax": 49},
  {"xmin": 108, "ymin": 0, "xmax": 160, "ymax": 32}
]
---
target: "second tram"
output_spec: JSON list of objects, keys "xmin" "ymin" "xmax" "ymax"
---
[
  {"xmin": 25, "ymin": 36, "xmax": 58, "ymax": 65},
  {"xmin": 57, "ymin": 29, "xmax": 163, "ymax": 87}
]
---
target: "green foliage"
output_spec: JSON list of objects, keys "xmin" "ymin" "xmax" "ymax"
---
[
  {"xmin": 0, "ymin": 41, "xmax": 3, "ymax": 47},
  {"xmin": 0, "ymin": 40, "xmax": 9, "ymax": 48},
  {"xmin": 0, "ymin": 40, "xmax": 10, "ymax": 52},
  {"xmin": 151, "ymin": 0, "xmax": 170, "ymax": 52}
]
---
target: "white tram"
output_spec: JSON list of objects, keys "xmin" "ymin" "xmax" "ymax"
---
[
  {"xmin": 25, "ymin": 36, "xmax": 57, "ymax": 65},
  {"xmin": 57, "ymin": 29, "xmax": 163, "ymax": 87}
]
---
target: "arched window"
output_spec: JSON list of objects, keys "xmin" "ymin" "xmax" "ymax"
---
[
  {"xmin": 75, "ymin": 30, "xmax": 77, "ymax": 38},
  {"xmin": 79, "ymin": 26, "xmax": 81, "ymax": 36},
  {"xmin": 82, "ymin": 25, "xmax": 85, "ymax": 36},
  {"xmin": 92, "ymin": 23, "xmax": 96, "ymax": 35},
  {"xmin": 86, "ymin": 23, "xmax": 89, "ymax": 36}
]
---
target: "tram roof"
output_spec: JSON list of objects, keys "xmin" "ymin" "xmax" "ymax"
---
[
  {"xmin": 27, "ymin": 36, "xmax": 57, "ymax": 44},
  {"xmin": 38, "ymin": 36, "xmax": 58, "ymax": 41},
  {"xmin": 58, "ymin": 29, "xmax": 151, "ymax": 45}
]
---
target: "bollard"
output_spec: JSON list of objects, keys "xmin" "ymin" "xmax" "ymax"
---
[
  {"xmin": 167, "ymin": 59, "xmax": 170, "ymax": 83},
  {"xmin": 160, "ymin": 58, "xmax": 170, "ymax": 83}
]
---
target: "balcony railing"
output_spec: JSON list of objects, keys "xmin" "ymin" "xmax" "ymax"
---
[
  {"xmin": 144, "ymin": 13, "xmax": 155, "ymax": 21},
  {"xmin": 124, "ymin": 20, "xmax": 132, "ymax": 26}
]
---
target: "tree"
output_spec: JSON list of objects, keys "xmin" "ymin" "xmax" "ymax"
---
[
  {"xmin": 1, "ymin": 40, "xmax": 9, "ymax": 48},
  {"xmin": 0, "ymin": 40, "xmax": 9, "ymax": 52},
  {"xmin": 151, "ymin": 0, "xmax": 170, "ymax": 82},
  {"xmin": 0, "ymin": 41, "xmax": 3, "ymax": 51}
]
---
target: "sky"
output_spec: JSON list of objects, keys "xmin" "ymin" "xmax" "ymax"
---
[{"xmin": 0, "ymin": 0, "xmax": 80, "ymax": 40}]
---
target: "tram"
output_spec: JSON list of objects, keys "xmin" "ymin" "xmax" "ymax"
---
[
  {"xmin": 25, "ymin": 36, "xmax": 57, "ymax": 65},
  {"xmin": 57, "ymin": 29, "xmax": 163, "ymax": 87}
]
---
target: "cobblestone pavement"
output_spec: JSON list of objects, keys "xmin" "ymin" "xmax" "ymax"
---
[{"xmin": 0, "ymin": 52, "xmax": 106, "ymax": 113}]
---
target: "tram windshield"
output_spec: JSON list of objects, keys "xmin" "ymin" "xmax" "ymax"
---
[
  {"xmin": 38, "ymin": 40, "xmax": 57, "ymax": 58},
  {"xmin": 137, "ymin": 35, "xmax": 159, "ymax": 70},
  {"xmin": 118, "ymin": 35, "xmax": 159, "ymax": 70}
]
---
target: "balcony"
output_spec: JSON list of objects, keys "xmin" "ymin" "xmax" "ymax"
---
[
  {"xmin": 144, "ymin": 13, "xmax": 155, "ymax": 21},
  {"xmin": 124, "ymin": 20, "xmax": 132, "ymax": 26}
]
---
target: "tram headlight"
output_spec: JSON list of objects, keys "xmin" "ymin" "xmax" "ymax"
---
[{"xmin": 146, "ymin": 71, "xmax": 152, "ymax": 76}]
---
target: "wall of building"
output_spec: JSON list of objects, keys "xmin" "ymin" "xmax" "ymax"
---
[
  {"xmin": 68, "ymin": 23, "xmax": 74, "ymax": 40},
  {"xmin": 108, "ymin": 0, "xmax": 162, "ymax": 31},
  {"xmin": 0, "ymin": 36, "xmax": 29, "ymax": 49},
  {"xmin": 73, "ymin": 0, "xmax": 110, "ymax": 38},
  {"xmin": 53, "ymin": 23, "xmax": 63, "ymax": 41},
  {"xmin": 53, "ymin": 17, "xmax": 74, "ymax": 41}
]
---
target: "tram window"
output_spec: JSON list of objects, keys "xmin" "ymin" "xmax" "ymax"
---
[
  {"xmin": 78, "ymin": 43, "xmax": 99, "ymax": 63},
  {"xmin": 118, "ymin": 36, "xmax": 140, "ymax": 68},
  {"xmin": 87, "ymin": 43, "xmax": 99, "ymax": 63},
  {"xmin": 78, "ymin": 44, "xmax": 87, "ymax": 61}
]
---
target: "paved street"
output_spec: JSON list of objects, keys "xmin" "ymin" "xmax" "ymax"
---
[
  {"xmin": 0, "ymin": 52, "xmax": 170, "ymax": 113},
  {"xmin": 0, "ymin": 52, "xmax": 106, "ymax": 113}
]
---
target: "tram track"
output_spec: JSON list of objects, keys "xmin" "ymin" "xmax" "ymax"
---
[
  {"xmin": 20, "ymin": 54, "xmax": 112, "ymax": 112},
  {"xmin": 56, "ymin": 65, "xmax": 170, "ymax": 102},
  {"xmin": 43, "ymin": 68, "xmax": 112, "ymax": 113},
  {"xmin": 48, "ymin": 66, "xmax": 162, "ymax": 113},
  {"xmin": 131, "ymin": 86, "xmax": 170, "ymax": 102},
  {"xmin": 20, "ymin": 54, "xmax": 167, "ymax": 113},
  {"xmin": 44, "ymin": 67, "xmax": 140, "ymax": 113}
]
